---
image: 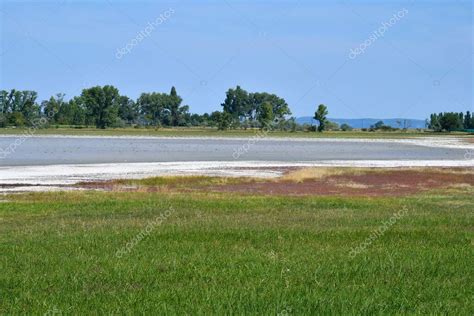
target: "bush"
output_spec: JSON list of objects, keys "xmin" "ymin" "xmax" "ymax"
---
[
  {"xmin": 217, "ymin": 112, "xmax": 233, "ymax": 130},
  {"xmin": 9, "ymin": 112, "xmax": 26, "ymax": 127},
  {"xmin": 340, "ymin": 123, "xmax": 352, "ymax": 131},
  {"xmin": 111, "ymin": 118, "xmax": 126, "ymax": 128},
  {"xmin": 326, "ymin": 121, "xmax": 339, "ymax": 131},
  {"xmin": 0, "ymin": 114, "xmax": 7, "ymax": 128}
]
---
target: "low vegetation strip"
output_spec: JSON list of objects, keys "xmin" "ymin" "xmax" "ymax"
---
[
  {"xmin": 80, "ymin": 167, "xmax": 474, "ymax": 197},
  {"xmin": 0, "ymin": 188, "xmax": 472, "ymax": 314},
  {"xmin": 0, "ymin": 127, "xmax": 472, "ymax": 138}
]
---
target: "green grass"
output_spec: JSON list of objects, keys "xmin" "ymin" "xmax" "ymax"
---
[
  {"xmin": 1, "ymin": 126, "xmax": 471, "ymax": 138},
  {"xmin": 114, "ymin": 175, "xmax": 257, "ymax": 187},
  {"xmin": 1, "ymin": 189, "xmax": 473, "ymax": 314}
]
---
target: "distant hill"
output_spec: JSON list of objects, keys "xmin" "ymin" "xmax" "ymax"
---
[{"xmin": 295, "ymin": 117, "xmax": 427, "ymax": 129}]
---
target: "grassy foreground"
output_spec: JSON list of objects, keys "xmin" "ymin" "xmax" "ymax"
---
[
  {"xmin": 1, "ymin": 189, "xmax": 473, "ymax": 314},
  {"xmin": 1, "ymin": 126, "xmax": 471, "ymax": 139}
]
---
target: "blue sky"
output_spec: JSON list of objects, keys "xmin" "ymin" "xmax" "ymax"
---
[{"xmin": 0, "ymin": 0, "xmax": 472, "ymax": 119}]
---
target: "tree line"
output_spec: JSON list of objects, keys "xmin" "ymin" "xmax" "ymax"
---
[
  {"xmin": 428, "ymin": 112, "xmax": 474, "ymax": 132},
  {"xmin": 1, "ymin": 86, "xmax": 473, "ymax": 132},
  {"xmin": 0, "ymin": 86, "xmax": 194, "ymax": 129},
  {"xmin": 0, "ymin": 86, "xmax": 298, "ymax": 130}
]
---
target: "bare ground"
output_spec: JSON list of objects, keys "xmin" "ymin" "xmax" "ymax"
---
[{"xmin": 78, "ymin": 167, "xmax": 474, "ymax": 197}]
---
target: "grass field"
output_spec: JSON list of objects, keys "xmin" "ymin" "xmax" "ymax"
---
[
  {"xmin": 1, "ymin": 184, "xmax": 473, "ymax": 314},
  {"xmin": 1, "ymin": 126, "xmax": 472, "ymax": 139}
]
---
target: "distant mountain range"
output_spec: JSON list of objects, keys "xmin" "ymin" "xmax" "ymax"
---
[{"xmin": 295, "ymin": 117, "xmax": 427, "ymax": 129}]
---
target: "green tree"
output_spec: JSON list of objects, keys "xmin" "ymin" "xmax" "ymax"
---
[
  {"xmin": 42, "ymin": 93, "xmax": 66, "ymax": 123},
  {"xmin": 287, "ymin": 117, "xmax": 298, "ymax": 132},
  {"xmin": 274, "ymin": 117, "xmax": 297, "ymax": 131},
  {"xmin": 138, "ymin": 88, "xmax": 189, "ymax": 127},
  {"xmin": 249, "ymin": 92, "xmax": 291, "ymax": 121},
  {"xmin": 221, "ymin": 86, "xmax": 249, "ymax": 124},
  {"xmin": 0, "ymin": 90, "xmax": 14, "ymax": 116},
  {"xmin": 118, "ymin": 96, "xmax": 138, "ymax": 125},
  {"xmin": 199, "ymin": 113, "xmax": 210, "ymax": 127},
  {"xmin": 56, "ymin": 97, "xmax": 85, "ymax": 126},
  {"xmin": 81, "ymin": 86, "xmax": 120, "ymax": 129},
  {"xmin": 188, "ymin": 113, "xmax": 202, "ymax": 126},
  {"xmin": 439, "ymin": 112, "xmax": 463, "ymax": 131},
  {"xmin": 257, "ymin": 101, "xmax": 274, "ymax": 129},
  {"xmin": 314, "ymin": 104, "xmax": 328, "ymax": 132},
  {"xmin": 167, "ymin": 86, "xmax": 183, "ymax": 126},
  {"xmin": 9, "ymin": 112, "xmax": 26, "ymax": 126},
  {"xmin": 0, "ymin": 90, "xmax": 14, "ymax": 127},
  {"xmin": 137, "ymin": 92, "xmax": 167, "ymax": 127},
  {"xmin": 372, "ymin": 120, "xmax": 385, "ymax": 130},
  {"xmin": 218, "ymin": 111, "xmax": 233, "ymax": 130},
  {"xmin": 208, "ymin": 111, "xmax": 222, "ymax": 127},
  {"xmin": 340, "ymin": 123, "xmax": 352, "ymax": 131},
  {"xmin": 464, "ymin": 111, "xmax": 472, "ymax": 129},
  {"xmin": 0, "ymin": 90, "xmax": 39, "ymax": 126},
  {"xmin": 326, "ymin": 121, "xmax": 340, "ymax": 131},
  {"xmin": 18, "ymin": 91, "xmax": 39, "ymax": 124},
  {"xmin": 220, "ymin": 87, "xmax": 292, "ymax": 128},
  {"xmin": 429, "ymin": 113, "xmax": 442, "ymax": 131}
]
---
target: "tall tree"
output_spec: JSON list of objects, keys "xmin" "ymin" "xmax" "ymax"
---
[
  {"xmin": 221, "ymin": 87, "xmax": 291, "ymax": 128},
  {"xmin": 81, "ymin": 85, "xmax": 120, "ymax": 128},
  {"xmin": 257, "ymin": 101, "xmax": 274, "ymax": 129},
  {"xmin": 221, "ymin": 86, "xmax": 249, "ymax": 123},
  {"xmin": 0, "ymin": 90, "xmax": 14, "ymax": 126},
  {"xmin": 208, "ymin": 111, "xmax": 222, "ymax": 127},
  {"xmin": 175, "ymin": 104, "xmax": 190, "ymax": 126},
  {"xmin": 429, "ymin": 113, "xmax": 442, "ymax": 131},
  {"xmin": 168, "ymin": 86, "xmax": 183, "ymax": 126},
  {"xmin": 439, "ymin": 112, "xmax": 463, "ymax": 131},
  {"xmin": 55, "ymin": 97, "xmax": 85, "ymax": 125},
  {"xmin": 65, "ymin": 97, "xmax": 86, "ymax": 125},
  {"xmin": 42, "ymin": 93, "xmax": 66, "ymax": 123},
  {"xmin": 250, "ymin": 92, "xmax": 291, "ymax": 121},
  {"xmin": 0, "ymin": 90, "xmax": 14, "ymax": 114},
  {"xmin": 314, "ymin": 104, "xmax": 328, "ymax": 132},
  {"xmin": 137, "ymin": 92, "xmax": 167, "ymax": 127},
  {"xmin": 218, "ymin": 112, "xmax": 233, "ymax": 130},
  {"xmin": 0, "ymin": 90, "xmax": 39, "ymax": 126},
  {"xmin": 118, "ymin": 96, "xmax": 139, "ymax": 125},
  {"xmin": 17, "ymin": 90, "xmax": 39, "ymax": 123},
  {"xmin": 464, "ymin": 111, "xmax": 472, "ymax": 129}
]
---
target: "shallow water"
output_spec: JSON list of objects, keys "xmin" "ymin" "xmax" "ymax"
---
[{"xmin": 0, "ymin": 135, "xmax": 468, "ymax": 166}]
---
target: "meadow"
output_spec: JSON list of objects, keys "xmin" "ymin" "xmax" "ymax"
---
[{"xmin": 1, "ymin": 183, "xmax": 472, "ymax": 314}]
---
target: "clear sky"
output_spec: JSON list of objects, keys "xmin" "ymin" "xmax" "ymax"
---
[{"xmin": 0, "ymin": 0, "xmax": 472, "ymax": 119}]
